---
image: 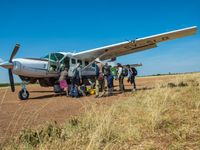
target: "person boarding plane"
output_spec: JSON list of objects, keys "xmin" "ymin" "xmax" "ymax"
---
[{"xmin": 0, "ymin": 26, "xmax": 198, "ymax": 100}]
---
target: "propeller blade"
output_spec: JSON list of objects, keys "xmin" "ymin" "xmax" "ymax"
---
[
  {"xmin": 9, "ymin": 44, "xmax": 20, "ymax": 63},
  {"xmin": 8, "ymin": 69, "xmax": 15, "ymax": 92}
]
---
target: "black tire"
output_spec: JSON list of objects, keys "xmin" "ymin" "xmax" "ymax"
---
[{"xmin": 18, "ymin": 89, "xmax": 29, "ymax": 100}]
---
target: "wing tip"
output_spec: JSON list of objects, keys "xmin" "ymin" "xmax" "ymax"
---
[{"xmin": 184, "ymin": 26, "xmax": 198, "ymax": 34}]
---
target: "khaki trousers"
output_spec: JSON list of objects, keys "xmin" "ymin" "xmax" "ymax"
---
[{"xmin": 95, "ymin": 79, "xmax": 105, "ymax": 96}]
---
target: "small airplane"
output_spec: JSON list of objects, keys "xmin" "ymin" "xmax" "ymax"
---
[{"xmin": 0, "ymin": 26, "xmax": 198, "ymax": 100}]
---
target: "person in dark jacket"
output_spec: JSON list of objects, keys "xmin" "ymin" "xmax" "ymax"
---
[
  {"xmin": 103, "ymin": 63, "xmax": 113, "ymax": 96},
  {"xmin": 127, "ymin": 65, "xmax": 137, "ymax": 91}
]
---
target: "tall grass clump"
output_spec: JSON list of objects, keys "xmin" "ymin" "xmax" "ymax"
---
[{"xmin": 2, "ymin": 73, "xmax": 200, "ymax": 149}]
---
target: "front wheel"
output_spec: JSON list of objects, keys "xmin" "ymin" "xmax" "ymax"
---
[{"xmin": 18, "ymin": 89, "xmax": 29, "ymax": 100}]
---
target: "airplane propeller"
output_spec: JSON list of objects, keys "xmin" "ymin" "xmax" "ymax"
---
[
  {"xmin": 9, "ymin": 44, "xmax": 20, "ymax": 63},
  {"xmin": 9, "ymin": 69, "xmax": 15, "ymax": 92},
  {"xmin": 7, "ymin": 44, "xmax": 20, "ymax": 92}
]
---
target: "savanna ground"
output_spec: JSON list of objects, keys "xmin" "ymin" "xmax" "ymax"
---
[{"xmin": 0, "ymin": 73, "xmax": 200, "ymax": 149}]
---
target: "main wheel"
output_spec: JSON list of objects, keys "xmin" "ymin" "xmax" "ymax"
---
[{"xmin": 18, "ymin": 89, "xmax": 29, "ymax": 100}]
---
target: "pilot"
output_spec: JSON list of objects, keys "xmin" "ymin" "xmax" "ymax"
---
[{"xmin": 94, "ymin": 58, "xmax": 106, "ymax": 98}]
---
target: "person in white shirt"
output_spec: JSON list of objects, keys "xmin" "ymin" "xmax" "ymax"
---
[{"xmin": 117, "ymin": 63, "xmax": 125, "ymax": 92}]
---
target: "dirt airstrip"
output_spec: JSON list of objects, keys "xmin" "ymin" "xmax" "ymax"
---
[{"xmin": 0, "ymin": 76, "xmax": 172, "ymax": 140}]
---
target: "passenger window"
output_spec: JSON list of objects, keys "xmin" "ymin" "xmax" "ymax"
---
[
  {"xmin": 85, "ymin": 61, "xmax": 89, "ymax": 66},
  {"xmin": 71, "ymin": 59, "xmax": 76, "ymax": 64},
  {"xmin": 77, "ymin": 60, "xmax": 82, "ymax": 65}
]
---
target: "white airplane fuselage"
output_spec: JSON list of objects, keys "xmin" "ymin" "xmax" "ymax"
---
[{"xmin": 11, "ymin": 52, "xmax": 97, "ymax": 79}]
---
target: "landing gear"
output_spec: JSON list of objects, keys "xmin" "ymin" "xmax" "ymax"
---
[
  {"xmin": 18, "ymin": 89, "xmax": 29, "ymax": 100},
  {"xmin": 18, "ymin": 81, "xmax": 29, "ymax": 100}
]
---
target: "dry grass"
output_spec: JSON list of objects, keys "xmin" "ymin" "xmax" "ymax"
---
[{"xmin": 1, "ymin": 73, "xmax": 200, "ymax": 150}]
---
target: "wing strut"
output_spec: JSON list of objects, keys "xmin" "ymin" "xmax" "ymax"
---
[{"xmin": 81, "ymin": 50, "xmax": 108, "ymax": 71}]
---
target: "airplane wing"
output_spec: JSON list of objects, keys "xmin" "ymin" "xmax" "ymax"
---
[{"xmin": 73, "ymin": 26, "xmax": 197, "ymax": 61}]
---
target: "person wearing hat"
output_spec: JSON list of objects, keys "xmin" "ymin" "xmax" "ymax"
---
[{"xmin": 94, "ymin": 58, "xmax": 106, "ymax": 98}]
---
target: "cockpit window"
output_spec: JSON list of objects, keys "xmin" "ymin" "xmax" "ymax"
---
[{"xmin": 43, "ymin": 53, "xmax": 64, "ymax": 62}]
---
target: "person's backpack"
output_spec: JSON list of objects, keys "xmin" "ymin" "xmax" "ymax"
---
[
  {"xmin": 69, "ymin": 85, "xmax": 81, "ymax": 98},
  {"xmin": 122, "ymin": 68, "xmax": 128, "ymax": 76},
  {"xmin": 130, "ymin": 67, "xmax": 138, "ymax": 76},
  {"xmin": 103, "ymin": 65, "xmax": 111, "ymax": 76}
]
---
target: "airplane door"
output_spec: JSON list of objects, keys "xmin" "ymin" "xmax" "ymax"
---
[{"xmin": 48, "ymin": 53, "xmax": 60, "ymax": 73}]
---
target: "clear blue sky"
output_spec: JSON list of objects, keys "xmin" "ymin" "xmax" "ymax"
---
[{"xmin": 0, "ymin": 0, "xmax": 200, "ymax": 83}]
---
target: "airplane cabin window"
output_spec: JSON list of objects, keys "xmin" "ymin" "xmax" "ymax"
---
[
  {"xmin": 43, "ymin": 55, "xmax": 49, "ymax": 59},
  {"xmin": 43, "ymin": 53, "xmax": 64, "ymax": 62},
  {"xmin": 77, "ymin": 60, "xmax": 82, "ymax": 65},
  {"xmin": 54, "ymin": 53, "xmax": 64, "ymax": 61},
  {"xmin": 85, "ymin": 61, "xmax": 89, "ymax": 66},
  {"xmin": 71, "ymin": 59, "xmax": 76, "ymax": 64},
  {"xmin": 50, "ymin": 55, "xmax": 57, "ymax": 62}
]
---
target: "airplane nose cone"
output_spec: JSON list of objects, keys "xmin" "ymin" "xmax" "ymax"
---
[{"xmin": 0, "ymin": 62, "xmax": 14, "ymax": 69}]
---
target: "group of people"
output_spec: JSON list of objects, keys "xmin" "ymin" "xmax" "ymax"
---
[
  {"xmin": 94, "ymin": 58, "xmax": 137, "ymax": 98},
  {"xmin": 58, "ymin": 59, "xmax": 138, "ymax": 98}
]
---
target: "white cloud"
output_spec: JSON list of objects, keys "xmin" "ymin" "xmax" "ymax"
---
[{"xmin": 0, "ymin": 58, "xmax": 3, "ymax": 63}]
